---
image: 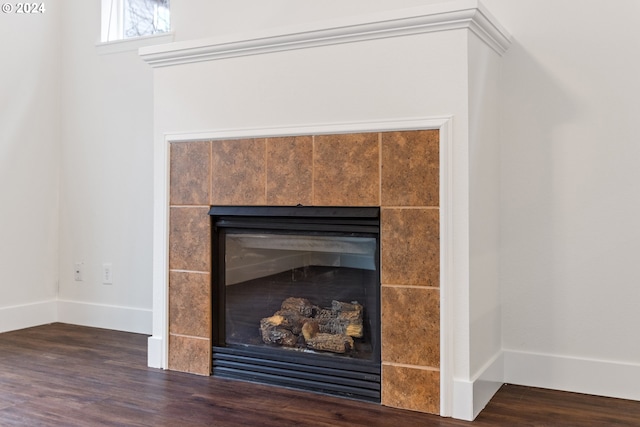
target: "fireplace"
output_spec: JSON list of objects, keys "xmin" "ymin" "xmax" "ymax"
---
[
  {"xmin": 144, "ymin": 2, "xmax": 511, "ymax": 419},
  {"xmin": 210, "ymin": 206, "xmax": 381, "ymax": 401}
]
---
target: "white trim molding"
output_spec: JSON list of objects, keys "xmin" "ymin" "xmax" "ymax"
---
[
  {"xmin": 149, "ymin": 126, "xmax": 171, "ymax": 370},
  {"xmin": 438, "ymin": 117, "xmax": 455, "ymax": 417},
  {"xmin": 504, "ymin": 350, "xmax": 640, "ymax": 402},
  {"xmin": 57, "ymin": 300, "xmax": 152, "ymax": 335},
  {"xmin": 0, "ymin": 300, "xmax": 152, "ymax": 336},
  {"xmin": 0, "ymin": 300, "xmax": 57, "ymax": 334},
  {"xmin": 162, "ymin": 116, "xmax": 454, "ymax": 143},
  {"xmin": 147, "ymin": 335, "xmax": 164, "ymax": 368},
  {"xmin": 139, "ymin": 0, "xmax": 510, "ymax": 68},
  {"xmin": 453, "ymin": 350, "xmax": 504, "ymax": 420}
]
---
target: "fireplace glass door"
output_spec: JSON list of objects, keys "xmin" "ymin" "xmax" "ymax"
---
[{"xmin": 210, "ymin": 206, "xmax": 381, "ymax": 402}]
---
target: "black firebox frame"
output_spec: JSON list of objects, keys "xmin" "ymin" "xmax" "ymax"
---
[{"xmin": 209, "ymin": 206, "xmax": 381, "ymax": 402}]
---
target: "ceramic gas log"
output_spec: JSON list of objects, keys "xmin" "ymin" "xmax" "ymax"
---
[{"xmin": 260, "ymin": 297, "xmax": 364, "ymax": 354}]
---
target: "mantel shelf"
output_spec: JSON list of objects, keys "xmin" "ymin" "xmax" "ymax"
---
[{"xmin": 139, "ymin": 0, "xmax": 510, "ymax": 68}]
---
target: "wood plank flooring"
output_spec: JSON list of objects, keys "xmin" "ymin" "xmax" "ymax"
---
[{"xmin": 1, "ymin": 323, "xmax": 639, "ymax": 426}]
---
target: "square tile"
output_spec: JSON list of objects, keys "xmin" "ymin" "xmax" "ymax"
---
[
  {"xmin": 168, "ymin": 335, "xmax": 211, "ymax": 376},
  {"xmin": 381, "ymin": 286, "xmax": 439, "ymax": 367},
  {"xmin": 382, "ymin": 364, "xmax": 440, "ymax": 414},
  {"xmin": 266, "ymin": 136, "xmax": 313, "ymax": 206},
  {"xmin": 381, "ymin": 130, "xmax": 438, "ymax": 207},
  {"xmin": 170, "ymin": 141, "xmax": 211, "ymax": 206},
  {"xmin": 169, "ymin": 271, "xmax": 211, "ymax": 338},
  {"xmin": 169, "ymin": 207, "xmax": 211, "ymax": 272},
  {"xmin": 381, "ymin": 208, "xmax": 439, "ymax": 286},
  {"xmin": 313, "ymin": 133, "xmax": 379, "ymax": 206},
  {"xmin": 211, "ymin": 139, "xmax": 266, "ymax": 205}
]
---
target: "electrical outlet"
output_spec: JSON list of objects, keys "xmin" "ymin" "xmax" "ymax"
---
[
  {"xmin": 74, "ymin": 262, "xmax": 83, "ymax": 281},
  {"xmin": 102, "ymin": 263, "xmax": 113, "ymax": 284}
]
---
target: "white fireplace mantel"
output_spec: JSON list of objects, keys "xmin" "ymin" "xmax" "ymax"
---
[
  {"xmin": 140, "ymin": 0, "xmax": 509, "ymax": 68},
  {"xmin": 141, "ymin": 0, "xmax": 510, "ymax": 421}
]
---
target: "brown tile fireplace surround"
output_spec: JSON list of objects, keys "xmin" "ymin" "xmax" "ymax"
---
[{"xmin": 167, "ymin": 130, "xmax": 440, "ymax": 414}]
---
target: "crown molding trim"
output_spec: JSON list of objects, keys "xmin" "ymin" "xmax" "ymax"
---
[{"xmin": 140, "ymin": 0, "xmax": 510, "ymax": 68}]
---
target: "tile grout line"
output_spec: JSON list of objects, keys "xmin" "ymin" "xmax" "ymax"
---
[
  {"xmin": 169, "ymin": 333, "xmax": 211, "ymax": 340},
  {"xmin": 378, "ymin": 132, "xmax": 382, "ymax": 206},
  {"xmin": 381, "ymin": 284, "xmax": 440, "ymax": 290},
  {"xmin": 381, "ymin": 362, "xmax": 440, "ymax": 372},
  {"xmin": 209, "ymin": 140, "xmax": 213, "ymax": 206},
  {"xmin": 169, "ymin": 269, "xmax": 210, "ymax": 275},
  {"xmin": 379, "ymin": 206, "xmax": 440, "ymax": 210},
  {"xmin": 264, "ymin": 137, "xmax": 268, "ymax": 203},
  {"xmin": 311, "ymin": 135, "xmax": 315, "ymax": 205}
]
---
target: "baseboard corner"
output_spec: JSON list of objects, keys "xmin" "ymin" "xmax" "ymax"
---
[
  {"xmin": 0, "ymin": 300, "xmax": 58, "ymax": 334},
  {"xmin": 452, "ymin": 350, "xmax": 504, "ymax": 421}
]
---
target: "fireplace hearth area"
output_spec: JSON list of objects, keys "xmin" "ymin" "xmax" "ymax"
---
[{"xmin": 167, "ymin": 131, "xmax": 440, "ymax": 413}]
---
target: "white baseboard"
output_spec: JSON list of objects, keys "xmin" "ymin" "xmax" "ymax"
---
[
  {"xmin": 504, "ymin": 349, "xmax": 640, "ymax": 401},
  {"xmin": 57, "ymin": 300, "xmax": 152, "ymax": 335},
  {"xmin": 147, "ymin": 335, "xmax": 164, "ymax": 369},
  {"xmin": 452, "ymin": 351, "xmax": 504, "ymax": 421},
  {"xmin": 450, "ymin": 349, "xmax": 640, "ymax": 420},
  {"xmin": 0, "ymin": 300, "xmax": 58, "ymax": 333}
]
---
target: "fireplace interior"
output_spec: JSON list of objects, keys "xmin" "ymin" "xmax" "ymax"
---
[{"xmin": 210, "ymin": 206, "xmax": 381, "ymax": 402}]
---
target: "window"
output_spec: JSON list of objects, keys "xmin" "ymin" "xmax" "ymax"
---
[{"xmin": 102, "ymin": 0, "xmax": 170, "ymax": 42}]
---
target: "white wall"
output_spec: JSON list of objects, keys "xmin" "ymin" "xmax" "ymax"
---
[
  {"xmin": 170, "ymin": 0, "xmax": 442, "ymax": 42},
  {"xmin": 0, "ymin": 5, "xmax": 61, "ymax": 331},
  {"xmin": 483, "ymin": 0, "xmax": 640, "ymax": 399},
  {"xmin": 57, "ymin": 0, "xmax": 154, "ymax": 333}
]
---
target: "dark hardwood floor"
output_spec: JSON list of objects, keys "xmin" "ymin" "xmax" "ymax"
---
[{"xmin": 1, "ymin": 324, "xmax": 639, "ymax": 426}]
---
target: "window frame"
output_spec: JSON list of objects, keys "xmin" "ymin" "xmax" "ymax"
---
[{"xmin": 98, "ymin": 0, "xmax": 173, "ymax": 54}]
